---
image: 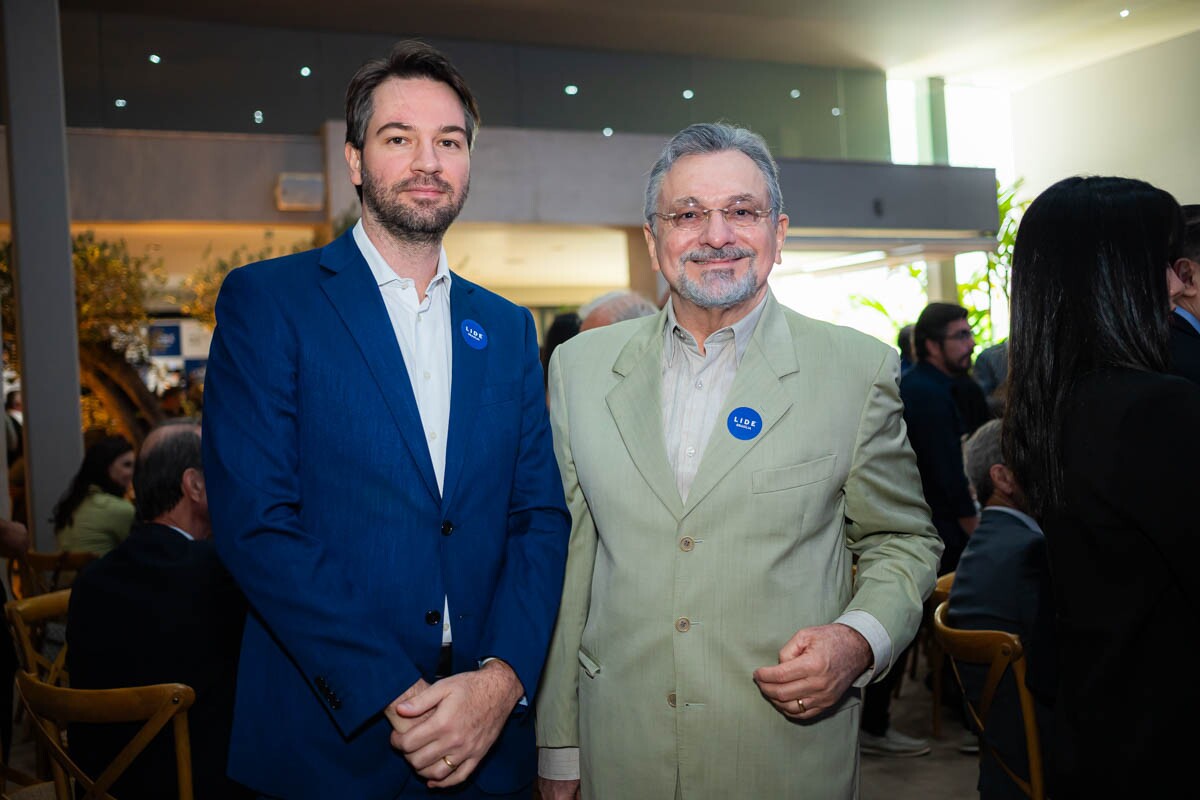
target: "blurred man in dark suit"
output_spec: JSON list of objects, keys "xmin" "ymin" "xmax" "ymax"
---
[
  {"xmin": 1169, "ymin": 205, "xmax": 1200, "ymax": 384},
  {"xmin": 67, "ymin": 421, "xmax": 249, "ymax": 800},
  {"xmin": 949, "ymin": 419, "xmax": 1055, "ymax": 799}
]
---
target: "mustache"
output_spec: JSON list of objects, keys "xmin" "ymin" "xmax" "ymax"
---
[
  {"xmin": 397, "ymin": 176, "xmax": 454, "ymax": 193},
  {"xmin": 679, "ymin": 247, "xmax": 755, "ymax": 265}
]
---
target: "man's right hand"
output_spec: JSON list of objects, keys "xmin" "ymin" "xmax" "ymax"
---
[
  {"xmin": 537, "ymin": 777, "xmax": 581, "ymax": 800},
  {"xmin": 383, "ymin": 677, "xmax": 431, "ymax": 737}
]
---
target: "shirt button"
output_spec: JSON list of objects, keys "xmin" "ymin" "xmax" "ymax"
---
[
  {"xmin": 667, "ymin": 692, "xmax": 677, "ymax": 708},
  {"xmin": 443, "ymin": 621, "xmax": 450, "ymax": 632},
  {"xmin": 685, "ymin": 446, "xmax": 696, "ymax": 458},
  {"xmin": 424, "ymin": 371, "xmax": 431, "ymax": 380},
  {"xmin": 675, "ymin": 617, "xmax": 691, "ymax": 633},
  {"xmin": 679, "ymin": 536, "xmax": 695, "ymax": 552},
  {"xmin": 429, "ymin": 431, "xmax": 438, "ymax": 441},
  {"xmin": 695, "ymin": 380, "xmax": 703, "ymax": 389}
]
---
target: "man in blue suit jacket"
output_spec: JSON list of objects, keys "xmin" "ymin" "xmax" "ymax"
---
[{"xmin": 202, "ymin": 41, "xmax": 570, "ymax": 799}]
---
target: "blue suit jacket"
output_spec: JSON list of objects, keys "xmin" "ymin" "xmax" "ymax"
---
[{"xmin": 201, "ymin": 230, "xmax": 570, "ymax": 799}]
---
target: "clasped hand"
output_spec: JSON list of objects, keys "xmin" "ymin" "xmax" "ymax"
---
[
  {"xmin": 383, "ymin": 660, "xmax": 523, "ymax": 789},
  {"xmin": 752, "ymin": 623, "xmax": 872, "ymax": 720}
]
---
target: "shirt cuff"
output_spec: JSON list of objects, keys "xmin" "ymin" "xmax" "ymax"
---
[
  {"xmin": 835, "ymin": 610, "xmax": 892, "ymax": 687},
  {"xmin": 538, "ymin": 747, "xmax": 580, "ymax": 781}
]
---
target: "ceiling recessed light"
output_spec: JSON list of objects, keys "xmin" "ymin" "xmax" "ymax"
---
[
  {"xmin": 148, "ymin": 54, "xmax": 161, "ymax": 64},
  {"xmin": 114, "ymin": 98, "xmax": 127, "ymax": 108},
  {"xmin": 253, "ymin": 110, "xmax": 264, "ymax": 124},
  {"xmin": 831, "ymin": 107, "xmax": 842, "ymax": 116},
  {"xmin": 1119, "ymin": 8, "xmax": 1130, "ymax": 18},
  {"xmin": 564, "ymin": 84, "xmax": 579, "ymax": 96},
  {"xmin": 299, "ymin": 66, "xmax": 312, "ymax": 77},
  {"xmin": 602, "ymin": 127, "xmax": 614, "ymax": 137},
  {"xmin": 682, "ymin": 89, "xmax": 695, "ymax": 100},
  {"xmin": 790, "ymin": 89, "xmax": 801, "ymax": 99}
]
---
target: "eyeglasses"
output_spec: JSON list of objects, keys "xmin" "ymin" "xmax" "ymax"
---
[
  {"xmin": 652, "ymin": 201, "xmax": 773, "ymax": 231},
  {"xmin": 942, "ymin": 330, "xmax": 975, "ymax": 342}
]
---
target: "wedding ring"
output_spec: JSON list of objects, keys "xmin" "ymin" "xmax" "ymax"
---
[
  {"xmin": 796, "ymin": 698, "xmax": 806, "ymax": 714},
  {"xmin": 442, "ymin": 755, "xmax": 457, "ymax": 771}
]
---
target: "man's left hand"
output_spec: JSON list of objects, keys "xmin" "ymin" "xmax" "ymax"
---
[
  {"xmin": 389, "ymin": 660, "xmax": 524, "ymax": 788},
  {"xmin": 752, "ymin": 623, "xmax": 872, "ymax": 720}
]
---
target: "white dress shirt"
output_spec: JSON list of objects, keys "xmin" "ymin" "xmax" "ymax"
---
[{"xmin": 353, "ymin": 221, "xmax": 454, "ymax": 644}]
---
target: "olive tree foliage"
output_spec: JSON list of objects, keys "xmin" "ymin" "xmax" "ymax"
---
[{"xmin": 1, "ymin": 233, "xmax": 167, "ymax": 443}]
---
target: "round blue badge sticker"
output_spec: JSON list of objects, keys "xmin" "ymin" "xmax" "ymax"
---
[
  {"xmin": 727, "ymin": 407, "xmax": 763, "ymax": 440},
  {"xmin": 461, "ymin": 319, "xmax": 488, "ymax": 350}
]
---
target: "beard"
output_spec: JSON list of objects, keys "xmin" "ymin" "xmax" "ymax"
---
[
  {"xmin": 672, "ymin": 246, "xmax": 760, "ymax": 309},
  {"xmin": 361, "ymin": 164, "xmax": 469, "ymax": 247}
]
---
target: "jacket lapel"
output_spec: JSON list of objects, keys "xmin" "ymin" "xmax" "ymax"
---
[
  {"xmin": 317, "ymin": 232, "xmax": 439, "ymax": 501},
  {"xmin": 605, "ymin": 312, "xmax": 685, "ymax": 520},
  {"xmin": 440, "ymin": 276, "xmax": 486, "ymax": 512},
  {"xmin": 682, "ymin": 293, "xmax": 798, "ymax": 516}
]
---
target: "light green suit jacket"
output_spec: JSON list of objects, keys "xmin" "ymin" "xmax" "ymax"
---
[{"xmin": 536, "ymin": 292, "xmax": 942, "ymax": 799}]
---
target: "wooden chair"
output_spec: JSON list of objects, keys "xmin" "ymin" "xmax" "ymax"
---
[
  {"xmin": 932, "ymin": 601, "xmax": 1045, "ymax": 800},
  {"xmin": 4, "ymin": 591, "xmax": 72, "ymax": 688},
  {"xmin": 6, "ymin": 553, "xmax": 96, "ymax": 601},
  {"xmin": 13, "ymin": 671, "xmax": 195, "ymax": 800}
]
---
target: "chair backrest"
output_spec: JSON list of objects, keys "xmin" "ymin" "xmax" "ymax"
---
[
  {"xmin": 932, "ymin": 600, "xmax": 1045, "ymax": 800},
  {"xmin": 5, "ymin": 590, "xmax": 72, "ymax": 687},
  {"xmin": 15, "ymin": 670, "xmax": 195, "ymax": 800},
  {"xmin": 930, "ymin": 570, "xmax": 955, "ymax": 609},
  {"xmin": 7, "ymin": 551, "xmax": 98, "ymax": 600}
]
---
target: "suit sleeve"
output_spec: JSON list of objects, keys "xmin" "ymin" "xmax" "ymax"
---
[
  {"xmin": 535, "ymin": 347, "xmax": 598, "ymax": 750},
  {"xmin": 477, "ymin": 308, "xmax": 570, "ymax": 700},
  {"xmin": 202, "ymin": 266, "xmax": 421, "ymax": 735},
  {"xmin": 843, "ymin": 349, "xmax": 943, "ymax": 675}
]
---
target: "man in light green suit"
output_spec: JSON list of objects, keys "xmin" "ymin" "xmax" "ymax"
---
[{"xmin": 535, "ymin": 123, "xmax": 942, "ymax": 800}]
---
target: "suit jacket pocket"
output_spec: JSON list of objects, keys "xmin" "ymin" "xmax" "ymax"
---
[
  {"xmin": 578, "ymin": 648, "xmax": 601, "ymax": 679},
  {"xmin": 752, "ymin": 455, "xmax": 837, "ymax": 494}
]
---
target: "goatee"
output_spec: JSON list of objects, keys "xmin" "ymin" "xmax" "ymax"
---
[{"xmin": 362, "ymin": 168, "xmax": 469, "ymax": 247}]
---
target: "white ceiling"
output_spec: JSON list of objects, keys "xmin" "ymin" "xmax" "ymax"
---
[{"xmin": 62, "ymin": 0, "xmax": 1200, "ymax": 88}]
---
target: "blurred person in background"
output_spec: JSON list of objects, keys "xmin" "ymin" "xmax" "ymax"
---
[
  {"xmin": 949, "ymin": 419, "xmax": 1054, "ymax": 799},
  {"xmin": 53, "ymin": 435, "xmax": 134, "ymax": 555},
  {"xmin": 577, "ymin": 289, "xmax": 658, "ymax": 332},
  {"xmin": 1004, "ymin": 176, "xmax": 1197, "ymax": 798},
  {"xmin": 1168, "ymin": 204, "xmax": 1200, "ymax": 384}
]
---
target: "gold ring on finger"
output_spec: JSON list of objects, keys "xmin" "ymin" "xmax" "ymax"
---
[
  {"xmin": 796, "ymin": 698, "xmax": 806, "ymax": 714},
  {"xmin": 442, "ymin": 755, "xmax": 457, "ymax": 771}
]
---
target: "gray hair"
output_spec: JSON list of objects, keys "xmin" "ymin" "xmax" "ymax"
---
[
  {"xmin": 578, "ymin": 290, "xmax": 658, "ymax": 326},
  {"xmin": 644, "ymin": 123, "xmax": 784, "ymax": 234},
  {"xmin": 964, "ymin": 419, "xmax": 1004, "ymax": 506}
]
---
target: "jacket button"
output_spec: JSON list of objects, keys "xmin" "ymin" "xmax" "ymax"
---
[
  {"xmin": 441, "ymin": 520, "xmax": 453, "ymax": 536},
  {"xmin": 426, "ymin": 610, "xmax": 442, "ymax": 625},
  {"xmin": 679, "ymin": 536, "xmax": 695, "ymax": 552},
  {"xmin": 675, "ymin": 617, "xmax": 690, "ymax": 633},
  {"xmin": 667, "ymin": 692, "xmax": 677, "ymax": 708}
]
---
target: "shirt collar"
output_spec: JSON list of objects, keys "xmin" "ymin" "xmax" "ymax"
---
[
  {"xmin": 984, "ymin": 505, "xmax": 1043, "ymax": 535},
  {"xmin": 163, "ymin": 524, "xmax": 195, "ymax": 541},
  {"xmin": 1175, "ymin": 307, "xmax": 1200, "ymax": 336},
  {"xmin": 352, "ymin": 219, "xmax": 452, "ymax": 293},
  {"xmin": 662, "ymin": 293, "xmax": 769, "ymax": 367}
]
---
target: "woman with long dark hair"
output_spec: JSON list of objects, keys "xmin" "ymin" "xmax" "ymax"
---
[
  {"xmin": 1003, "ymin": 176, "xmax": 1198, "ymax": 796},
  {"xmin": 53, "ymin": 434, "xmax": 135, "ymax": 555}
]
